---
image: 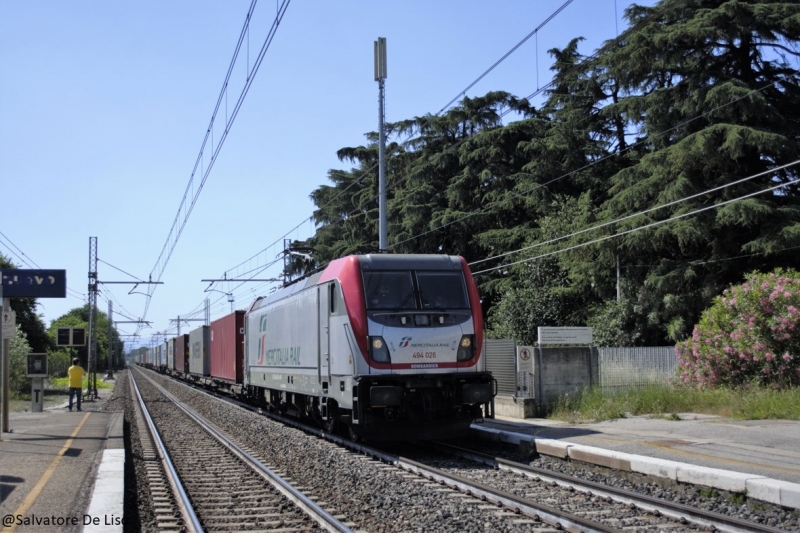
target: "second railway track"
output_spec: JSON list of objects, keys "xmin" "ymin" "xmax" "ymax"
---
[
  {"xmin": 131, "ymin": 367, "xmax": 353, "ymax": 532},
  {"xmin": 131, "ymin": 366, "xmax": 799, "ymax": 532}
]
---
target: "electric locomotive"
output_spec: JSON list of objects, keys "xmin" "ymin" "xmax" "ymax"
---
[{"xmin": 244, "ymin": 253, "xmax": 495, "ymax": 440}]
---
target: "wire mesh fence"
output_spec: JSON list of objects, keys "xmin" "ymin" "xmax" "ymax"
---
[{"xmin": 598, "ymin": 346, "xmax": 678, "ymax": 393}]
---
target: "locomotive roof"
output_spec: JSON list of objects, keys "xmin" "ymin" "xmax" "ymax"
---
[
  {"xmin": 247, "ymin": 270, "xmax": 324, "ymax": 312},
  {"xmin": 356, "ymin": 254, "xmax": 463, "ymax": 271},
  {"xmin": 247, "ymin": 254, "xmax": 463, "ymax": 313}
]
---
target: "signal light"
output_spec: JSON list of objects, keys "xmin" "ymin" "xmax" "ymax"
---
[{"xmin": 56, "ymin": 327, "xmax": 87, "ymax": 347}]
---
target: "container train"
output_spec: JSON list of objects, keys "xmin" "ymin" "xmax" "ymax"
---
[{"xmin": 137, "ymin": 253, "xmax": 496, "ymax": 440}]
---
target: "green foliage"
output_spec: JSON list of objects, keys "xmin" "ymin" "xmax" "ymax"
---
[
  {"xmin": 676, "ymin": 268, "xmax": 800, "ymax": 388},
  {"xmin": 0, "ymin": 254, "xmax": 52, "ymax": 353},
  {"xmin": 47, "ymin": 348, "xmax": 75, "ymax": 379},
  {"xmin": 486, "ymin": 257, "xmax": 585, "ymax": 344},
  {"xmin": 49, "ymin": 375, "xmax": 113, "ymax": 390},
  {"xmin": 47, "ymin": 305, "xmax": 123, "ymax": 376},
  {"xmin": 586, "ymin": 298, "xmax": 644, "ymax": 347},
  {"xmin": 549, "ymin": 384, "xmax": 800, "ymax": 422},
  {"xmin": 9, "ymin": 325, "xmax": 32, "ymax": 395},
  {"xmin": 300, "ymin": 0, "xmax": 800, "ymax": 346}
]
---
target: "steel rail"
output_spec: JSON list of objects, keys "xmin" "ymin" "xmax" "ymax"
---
[
  {"xmin": 431, "ymin": 441, "xmax": 788, "ymax": 533},
  {"xmin": 391, "ymin": 455, "xmax": 621, "ymax": 533},
  {"xmin": 135, "ymin": 369, "xmax": 353, "ymax": 533},
  {"xmin": 130, "ymin": 369, "xmax": 203, "ymax": 532},
  {"xmin": 140, "ymin": 367, "xmax": 619, "ymax": 532}
]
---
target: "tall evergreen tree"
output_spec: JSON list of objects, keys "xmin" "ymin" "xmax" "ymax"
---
[{"xmin": 595, "ymin": 0, "xmax": 800, "ymax": 342}]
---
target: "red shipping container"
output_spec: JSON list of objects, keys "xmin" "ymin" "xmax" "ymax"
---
[
  {"xmin": 175, "ymin": 334, "xmax": 189, "ymax": 373},
  {"xmin": 209, "ymin": 310, "xmax": 244, "ymax": 383}
]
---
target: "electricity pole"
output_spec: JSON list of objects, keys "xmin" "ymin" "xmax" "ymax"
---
[{"xmin": 86, "ymin": 237, "xmax": 160, "ymax": 399}]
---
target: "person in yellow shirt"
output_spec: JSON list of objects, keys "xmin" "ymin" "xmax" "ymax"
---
[{"xmin": 67, "ymin": 358, "xmax": 85, "ymax": 412}]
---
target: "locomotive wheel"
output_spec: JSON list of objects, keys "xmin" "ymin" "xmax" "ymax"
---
[
  {"xmin": 324, "ymin": 402, "xmax": 339, "ymax": 433},
  {"xmin": 347, "ymin": 424, "xmax": 360, "ymax": 443}
]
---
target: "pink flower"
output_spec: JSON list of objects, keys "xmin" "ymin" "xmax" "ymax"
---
[
  {"xmin": 783, "ymin": 353, "xmax": 791, "ymax": 362},
  {"xmin": 730, "ymin": 299, "xmax": 737, "ymax": 306},
  {"xmin": 784, "ymin": 292, "xmax": 791, "ymax": 298},
  {"xmin": 765, "ymin": 352, "xmax": 773, "ymax": 362}
]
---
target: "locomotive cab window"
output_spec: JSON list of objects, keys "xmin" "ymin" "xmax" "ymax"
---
[
  {"xmin": 363, "ymin": 271, "xmax": 416, "ymax": 310},
  {"xmin": 363, "ymin": 270, "xmax": 468, "ymax": 311},
  {"xmin": 417, "ymin": 272, "xmax": 469, "ymax": 310}
]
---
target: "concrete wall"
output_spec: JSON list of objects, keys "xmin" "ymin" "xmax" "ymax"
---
[
  {"xmin": 537, "ymin": 347, "xmax": 597, "ymax": 416},
  {"xmin": 483, "ymin": 340, "xmax": 598, "ymax": 418},
  {"xmin": 493, "ymin": 395, "xmax": 537, "ymax": 418}
]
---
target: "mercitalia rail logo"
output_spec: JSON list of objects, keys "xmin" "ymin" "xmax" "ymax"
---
[{"xmin": 255, "ymin": 314, "xmax": 300, "ymax": 365}]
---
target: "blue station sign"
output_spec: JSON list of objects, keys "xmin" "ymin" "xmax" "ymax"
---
[{"xmin": 1, "ymin": 269, "xmax": 67, "ymax": 298}]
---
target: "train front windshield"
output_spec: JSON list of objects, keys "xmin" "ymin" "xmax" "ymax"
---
[{"xmin": 363, "ymin": 271, "xmax": 469, "ymax": 311}]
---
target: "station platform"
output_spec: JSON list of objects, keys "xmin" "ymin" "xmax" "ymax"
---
[
  {"xmin": 0, "ymin": 381, "xmax": 124, "ymax": 533},
  {"xmin": 471, "ymin": 413, "xmax": 800, "ymax": 510}
]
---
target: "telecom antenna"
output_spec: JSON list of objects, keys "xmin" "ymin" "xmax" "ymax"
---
[{"xmin": 374, "ymin": 37, "xmax": 388, "ymax": 251}]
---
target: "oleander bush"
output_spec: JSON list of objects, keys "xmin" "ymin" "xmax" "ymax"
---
[{"xmin": 676, "ymin": 268, "xmax": 800, "ymax": 388}]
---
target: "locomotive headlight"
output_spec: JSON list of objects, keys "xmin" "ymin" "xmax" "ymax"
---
[
  {"xmin": 369, "ymin": 336, "xmax": 391, "ymax": 363},
  {"xmin": 456, "ymin": 335, "xmax": 474, "ymax": 361}
]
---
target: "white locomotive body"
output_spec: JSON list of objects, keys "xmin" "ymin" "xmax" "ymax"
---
[{"xmin": 244, "ymin": 254, "xmax": 494, "ymax": 440}]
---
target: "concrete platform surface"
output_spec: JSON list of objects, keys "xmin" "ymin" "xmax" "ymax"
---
[
  {"xmin": 472, "ymin": 413, "xmax": 800, "ymax": 509},
  {"xmin": 0, "ymin": 382, "xmax": 124, "ymax": 533}
]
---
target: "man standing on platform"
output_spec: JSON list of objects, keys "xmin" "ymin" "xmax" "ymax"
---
[{"xmin": 67, "ymin": 358, "xmax": 85, "ymax": 412}]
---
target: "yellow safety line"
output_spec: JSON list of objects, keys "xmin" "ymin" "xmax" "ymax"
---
[{"xmin": 6, "ymin": 413, "xmax": 91, "ymax": 533}]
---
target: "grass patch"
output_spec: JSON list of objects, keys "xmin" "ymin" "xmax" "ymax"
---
[
  {"xmin": 548, "ymin": 384, "xmax": 800, "ymax": 422},
  {"xmin": 9, "ymin": 377, "xmax": 114, "ymax": 412},
  {"xmin": 49, "ymin": 376, "xmax": 114, "ymax": 390}
]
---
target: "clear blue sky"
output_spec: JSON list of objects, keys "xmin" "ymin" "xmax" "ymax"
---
[{"xmin": 0, "ymin": 0, "xmax": 656, "ymax": 351}]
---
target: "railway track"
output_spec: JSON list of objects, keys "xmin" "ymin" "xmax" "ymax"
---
[
  {"xmin": 134, "ymin": 367, "xmax": 798, "ymax": 532},
  {"xmin": 405, "ymin": 441, "xmax": 791, "ymax": 533},
  {"xmin": 130, "ymin": 367, "xmax": 353, "ymax": 532}
]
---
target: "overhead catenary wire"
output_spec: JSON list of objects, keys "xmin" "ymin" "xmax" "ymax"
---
[
  {"xmin": 469, "ymin": 158, "xmax": 800, "ymax": 268},
  {"xmin": 166, "ymin": 0, "xmax": 693, "ymax": 335},
  {"xmin": 321, "ymin": 1, "xmax": 680, "ymax": 250},
  {"xmin": 0, "ymin": 230, "xmax": 38, "ymax": 269},
  {"xmin": 0, "ymin": 231, "xmax": 85, "ymax": 302},
  {"xmin": 137, "ymin": 0, "xmax": 291, "ymax": 336},
  {"xmin": 388, "ymin": 78, "xmax": 784, "ymax": 251},
  {"xmin": 217, "ymin": 0, "xmax": 578, "ymax": 281},
  {"xmin": 98, "ymin": 258, "xmax": 144, "ymax": 282},
  {"xmin": 471, "ymin": 170, "xmax": 800, "ymax": 276}
]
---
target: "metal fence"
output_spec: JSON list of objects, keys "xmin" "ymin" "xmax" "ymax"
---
[
  {"xmin": 598, "ymin": 346, "xmax": 678, "ymax": 393},
  {"xmin": 483, "ymin": 338, "xmax": 517, "ymax": 396},
  {"xmin": 483, "ymin": 341, "xmax": 679, "ymax": 398}
]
